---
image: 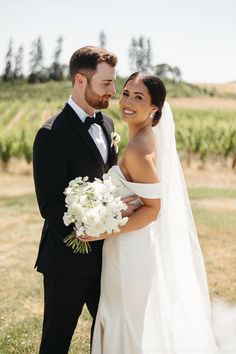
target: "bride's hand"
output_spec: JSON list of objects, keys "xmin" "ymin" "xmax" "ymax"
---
[{"xmin": 78, "ymin": 232, "xmax": 115, "ymax": 242}]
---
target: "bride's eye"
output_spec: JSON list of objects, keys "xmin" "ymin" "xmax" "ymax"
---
[
  {"xmin": 135, "ymin": 95, "xmax": 143, "ymax": 100},
  {"xmin": 122, "ymin": 91, "xmax": 129, "ymax": 97}
]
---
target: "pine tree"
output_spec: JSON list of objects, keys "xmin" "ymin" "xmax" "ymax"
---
[
  {"xmin": 137, "ymin": 37, "xmax": 146, "ymax": 71},
  {"xmin": 3, "ymin": 39, "xmax": 14, "ymax": 82},
  {"xmin": 50, "ymin": 36, "xmax": 63, "ymax": 81},
  {"xmin": 28, "ymin": 37, "xmax": 46, "ymax": 83},
  {"xmin": 99, "ymin": 31, "xmax": 106, "ymax": 48},
  {"xmin": 128, "ymin": 36, "xmax": 153, "ymax": 72},
  {"xmin": 146, "ymin": 39, "xmax": 153, "ymax": 72},
  {"xmin": 128, "ymin": 38, "xmax": 138, "ymax": 72},
  {"xmin": 14, "ymin": 45, "xmax": 24, "ymax": 80}
]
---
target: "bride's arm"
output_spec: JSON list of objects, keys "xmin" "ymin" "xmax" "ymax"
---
[
  {"xmin": 115, "ymin": 147, "xmax": 160, "ymax": 231},
  {"xmin": 80, "ymin": 145, "xmax": 160, "ymax": 241}
]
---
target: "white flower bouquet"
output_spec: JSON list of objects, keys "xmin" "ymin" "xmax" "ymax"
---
[{"xmin": 63, "ymin": 175, "xmax": 128, "ymax": 254}]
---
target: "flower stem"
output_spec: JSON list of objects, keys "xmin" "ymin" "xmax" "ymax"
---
[{"xmin": 63, "ymin": 232, "xmax": 91, "ymax": 254}]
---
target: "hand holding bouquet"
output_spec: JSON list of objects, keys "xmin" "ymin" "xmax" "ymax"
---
[{"xmin": 63, "ymin": 175, "xmax": 128, "ymax": 254}]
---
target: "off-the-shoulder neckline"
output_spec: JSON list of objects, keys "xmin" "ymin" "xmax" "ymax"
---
[{"xmin": 111, "ymin": 165, "xmax": 161, "ymax": 187}]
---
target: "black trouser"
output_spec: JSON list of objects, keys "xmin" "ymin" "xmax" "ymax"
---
[{"xmin": 39, "ymin": 275, "xmax": 101, "ymax": 354}]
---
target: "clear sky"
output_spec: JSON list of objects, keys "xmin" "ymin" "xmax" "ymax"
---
[{"xmin": 1, "ymin": 0, "xmax": 235, "ymax": 83}]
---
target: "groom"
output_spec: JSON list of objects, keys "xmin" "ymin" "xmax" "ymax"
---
[{"xmin": 33, "ymin": 46, "xmax": 119, "ymax": 353}]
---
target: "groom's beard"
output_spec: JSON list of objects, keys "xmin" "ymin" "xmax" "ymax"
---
[{"xmin": 85, "ymin": 83, "xmax": 110, "ymax": 109}]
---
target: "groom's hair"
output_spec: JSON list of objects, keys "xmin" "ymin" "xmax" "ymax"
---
[{"xmin": 69, "ymin": 46, "xmax": 117, "ymax": 85}]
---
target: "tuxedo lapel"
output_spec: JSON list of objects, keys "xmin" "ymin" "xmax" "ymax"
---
[
  {"xmin": 102, "ymin": 118, "xmax": 112, "ymax": 147},
  {"xmin": 102, "ymin": 118, "xmax": 112, "ymax": 163},
  {"xmin": 64, "ymin": 104, "xmax": 105, "ymax": 173},
  {"xmin": 102, "ymin": 115, "xmax": 117, "ymax": 167}
]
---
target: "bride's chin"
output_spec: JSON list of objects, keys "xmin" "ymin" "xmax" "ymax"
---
[
  {"xmin": 121, "ymin": 115, "xmax": 128, "ymax": 122},
  {"xmin": 121, "ymin": 115, "xmax": 134, "ymax": 122}
]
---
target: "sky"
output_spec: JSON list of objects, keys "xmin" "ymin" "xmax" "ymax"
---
[{"xmin": 0, "ymin": 0, "xmax": 235, "ymax": 83}]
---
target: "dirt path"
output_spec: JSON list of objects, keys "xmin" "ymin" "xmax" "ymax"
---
[{"xmin": 182, "ymin": 159, "xmax": 236, "ymax": 188}]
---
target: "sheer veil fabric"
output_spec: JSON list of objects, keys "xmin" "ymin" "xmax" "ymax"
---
[{"xmin": 144, "ymin": 102, "xmax": 236, "ymax": 353}]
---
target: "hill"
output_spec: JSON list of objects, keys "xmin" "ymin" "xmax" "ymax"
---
[
  {"xmin": 195, "ymin": 82, "xmax": 236, "ymax": 98},
  {"xmin": 1, "ymin": 77, "xmax": 236, "ymax": 103}
]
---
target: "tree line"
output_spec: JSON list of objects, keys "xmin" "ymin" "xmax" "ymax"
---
[
  {"xmin": 2, "ymin": 36, "xmax": 66, "ymax": 84},
  {"xmin": 1, "ymin": 32, "xmax": 182, "ymax": 84}
]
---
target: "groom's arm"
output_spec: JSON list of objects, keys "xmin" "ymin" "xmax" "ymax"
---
[{"xmin": 33, "ymin": 126, "xmax": 67, "ymax": 222}]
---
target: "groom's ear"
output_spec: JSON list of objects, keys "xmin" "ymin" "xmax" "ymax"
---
[{"xmin": 74, "ymin": 73, "xmax": 87, "ymax": 88}]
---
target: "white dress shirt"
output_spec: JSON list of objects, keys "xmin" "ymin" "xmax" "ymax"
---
[{"xmin": 68, "ymin": 96, "xmax": 108, "ymax": 164}]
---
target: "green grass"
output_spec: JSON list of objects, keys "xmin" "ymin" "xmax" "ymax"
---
[
  {"xmin": 0, "ymin": 81, "xmax": 71, "ymax": 103},
  {"xmin": 192, "ymin": 205, "xmax": 236, "ymax": 301},
  {"xmin": 164, "ymin": 79, "xmax": 214, "ymax": 98},
  {"xmin": 189, "ymin": 187, "xmax": 236, "ymax": 199},
  {"xmin": 0, "ymin": 193, "xmax": 36, "ymax": 208},
  {"xmin": 0, "ymin": 188, "xmax": 92, "ymax": 353},
  {"xmin": 193, "ymin": 207, "xmax": 236, "ymax": 233},
  {"xmin": 0, "ymin": 179, "xmax": 235, "ymax": 352},
  {"xmin": 0, "ymin": 312, "xmax": 91, "ymax": 354},
  {"xmin": 0, "ymin": 318, "xmax": 42, "ymax": 354}
]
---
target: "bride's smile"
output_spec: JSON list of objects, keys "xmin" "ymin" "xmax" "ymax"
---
[{"xmin": 119, "ymin": 76, "xmax": 157, "ymax": 126}]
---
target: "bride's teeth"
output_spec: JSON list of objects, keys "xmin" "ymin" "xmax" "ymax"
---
[{"xmin": 124, "ymin": 109, "xmax": 135, "ymax": 115}]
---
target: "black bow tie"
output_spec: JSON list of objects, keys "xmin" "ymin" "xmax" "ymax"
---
[{"xmin": 84, "ymin": 112, "xmax": 104, "ymax": 130}]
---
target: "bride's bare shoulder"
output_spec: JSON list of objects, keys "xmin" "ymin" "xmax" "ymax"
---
[
  {"xmin": 125, "ymin": 129, "xmax": 156, "ymax": 159},
  {"xmin": 122, "ymin": 130, "xmax": 158, "ymax": 183}
]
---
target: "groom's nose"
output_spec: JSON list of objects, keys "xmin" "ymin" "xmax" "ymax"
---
[{"xmin": 108, "ymin": 83, "xmax": 116, "ymax": 97}]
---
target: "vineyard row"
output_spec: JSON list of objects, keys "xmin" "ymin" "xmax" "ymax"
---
[{"xmin": 0, "ymin": 104, "xmax": 236, "ymax": 170}]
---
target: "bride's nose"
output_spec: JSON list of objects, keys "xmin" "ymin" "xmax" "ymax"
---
[{"xmin": 123, "ymin": 95, "xmax": 135, "ymax": 107}]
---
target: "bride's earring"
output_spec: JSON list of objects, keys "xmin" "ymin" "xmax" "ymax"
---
[{"xmin": 149, "ymin": 112, "xmax": 154, "ymax": 119}]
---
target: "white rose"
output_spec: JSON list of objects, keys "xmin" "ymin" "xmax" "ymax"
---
[{"xmin": 63, "ymin": 213, "xmax": 75, "ymax": 226}]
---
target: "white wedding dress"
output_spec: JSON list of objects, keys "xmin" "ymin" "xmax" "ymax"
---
[
  {"xmin": 92, "ymin": 165, "xmax": 164, "ymax": 354},
  {"xmin": 91, "ymin": 166, "xmax": 236, "ymax": 354},
  {"xmin": 91, "ymin": 102, "xmax": 236, "ymax": 354}
]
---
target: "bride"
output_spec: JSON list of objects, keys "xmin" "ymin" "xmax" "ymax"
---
[{"xmin": 80, "ymin": 72, "xmax": 236, "ymax": 354}]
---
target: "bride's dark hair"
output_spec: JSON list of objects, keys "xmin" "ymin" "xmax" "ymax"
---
[{"xmin": 124, "ymin": 72, "xmax": 166, "ymax": 126}]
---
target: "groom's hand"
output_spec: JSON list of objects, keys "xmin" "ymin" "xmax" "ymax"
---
[{"xmin": 122, "ymin": 195, "xmax": 140, "ymax": 217}]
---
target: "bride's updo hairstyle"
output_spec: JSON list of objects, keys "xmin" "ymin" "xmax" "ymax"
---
[{"xmin": 124, "ymin": 72, "xmax": 166, "ymax": 127}]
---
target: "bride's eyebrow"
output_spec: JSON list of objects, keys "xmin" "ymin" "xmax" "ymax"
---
[
  {"xmin": 123, "ymin": 89, "xmax": 144, "ymax": 95},
  {"xmin": 133, "ymin": 91, "xmax": 144, "ymax": 96}
]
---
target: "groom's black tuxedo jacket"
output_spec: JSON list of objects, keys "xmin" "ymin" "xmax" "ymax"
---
[{"xmin": 33, "ymin": 103, "xmax": 118, "ymax": 277}]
